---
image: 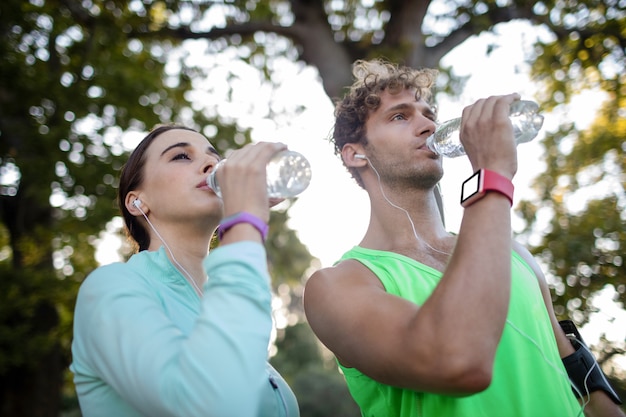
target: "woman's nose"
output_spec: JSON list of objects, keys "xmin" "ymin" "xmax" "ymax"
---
[{"xmin": 202, "ymin": 154, "xmax": 220, "ymax": 174}]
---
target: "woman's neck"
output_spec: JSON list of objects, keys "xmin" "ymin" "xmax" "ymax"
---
[{"xmin": 147, "ymin": 222, "xmax": 214, "ymax": 296}]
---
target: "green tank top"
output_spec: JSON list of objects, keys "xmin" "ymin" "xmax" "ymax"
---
[{"xmin": 337, "ymin": 246, "xmax": 581, "ymax": 417}]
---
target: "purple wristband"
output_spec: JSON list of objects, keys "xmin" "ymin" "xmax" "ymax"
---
[{"xmin": 218, "ymin": 212, "xmax": 269, "ymax": 242}]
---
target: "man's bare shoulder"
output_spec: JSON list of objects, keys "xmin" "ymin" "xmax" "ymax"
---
[{"xmin": 306, "ymin": 258, "xmax": 384, "ymax": 292}]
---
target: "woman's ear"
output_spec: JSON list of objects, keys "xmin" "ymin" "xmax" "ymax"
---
[
  {"xmin": 125, "ymin": 192, "xmax": 147, "ymax": 216},
  {"xmin": 341, "ymin": 144, "xmax": 368, "ymax": 167}
]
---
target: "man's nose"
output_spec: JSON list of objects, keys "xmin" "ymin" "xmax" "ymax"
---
[{"xmin": 415, "ymin": 115, "xmax": 436, "ymax": 137}]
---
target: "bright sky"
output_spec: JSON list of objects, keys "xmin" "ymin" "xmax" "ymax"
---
[
  {"xmin": 96, "ymin": 21, "xmax": 625, "ymax": 353},
  {"xmin": 248, "ymin": 21, "xmax": 626, "ymax": 350},
  {"xmin": 265, "ymin": 21, "xmax": 602, "ymax": 266}
]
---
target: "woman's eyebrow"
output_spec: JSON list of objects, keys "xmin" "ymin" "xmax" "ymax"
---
[
  {"xmin": 160, "ymin": 142, "xmax": 190, "ymax": 156},
  {"xmin": 160, "ymin": 142, "xmax": 222, "ymax": 159},
  {"xmin": 208, "ymin": 146, "xmax": 221, "ymax": 158}
]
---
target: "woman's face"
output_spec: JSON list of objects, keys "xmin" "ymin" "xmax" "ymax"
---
[{"xmin": 136, "ymin": 129, "xmax": 223, "ymax": 225}]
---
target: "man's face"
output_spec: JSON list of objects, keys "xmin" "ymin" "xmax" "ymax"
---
[{"xmin": 362, "ymin": 88, "xmax": 442, "ymax": 189}]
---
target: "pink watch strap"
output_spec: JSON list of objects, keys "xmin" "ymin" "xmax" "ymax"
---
[{"xmin": 461, "ymin": 169, "xmax": 514, "ymax": 208}]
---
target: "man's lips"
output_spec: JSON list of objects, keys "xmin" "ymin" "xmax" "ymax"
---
[{"xmin": 417, "ymin": 142, "xmax": 432, "ymax": 151}]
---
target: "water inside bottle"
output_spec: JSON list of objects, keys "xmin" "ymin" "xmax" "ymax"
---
[
  {"xmin": 427, "ymin": 99, "xmax": 544, "ymax": 157},
  {"xmin": 509, "ymin": 100, "xmax": 544, "ymax": 144},
  {"xmin": 266, "ymin": 151, "xmax": 312, "ymax": 198},
  {"xmin": 207, "ymin": 150, "xmax": 312, "ymax": 199},
  {"xmin": 428, "ymin": 118, "xmax": 466, "ymax": 157}
]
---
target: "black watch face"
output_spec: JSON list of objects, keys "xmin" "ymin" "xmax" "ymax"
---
[{"xmin": 461, "ymin": 170, "xmax": 481, "ymax": 203}]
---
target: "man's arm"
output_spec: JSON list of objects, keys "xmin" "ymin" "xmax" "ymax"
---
[
  {"xmin": 304, "ymin": 184, "xmax": 515, "ymax": 396},
  {"xmin": 303, "ymin": 247, "xmax": 508, "ymax": 396},
  {"xmin": 513, "ymin": 241, "xmax": 625, "ymax": 417}
]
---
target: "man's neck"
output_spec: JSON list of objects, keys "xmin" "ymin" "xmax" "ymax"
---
[{"xmin": 359, "ymin": 187, "xmax": 453, "ymax": 264}]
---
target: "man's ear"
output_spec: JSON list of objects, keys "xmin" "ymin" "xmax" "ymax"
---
[{"xmin": 341, "ymin": 144, "xmax": 368, "ymax": 167}]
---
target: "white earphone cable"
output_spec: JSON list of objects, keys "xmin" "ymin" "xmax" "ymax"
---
[
  {"xmin": 365, "ymin": 155, "xmax": 451, "ymax": 256},
  {"xmin": 505, "ymin": 319, "xmax": 588, "ymax": 416},
  {"xmin": 136, "ymin": 205, "xmax": 204, "ymax": 297},
  {"xmin": 364, "ymin": 157, "xmax": 588, "ymax": 415}
]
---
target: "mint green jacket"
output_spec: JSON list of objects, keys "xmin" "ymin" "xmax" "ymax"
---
[
  {"xmin": 338, "ymin": 246, "xmax": 581, "ymax": 417},
  {"xmin": 71, "ymin": 242, "xmax": 298, "ymax": 417}
]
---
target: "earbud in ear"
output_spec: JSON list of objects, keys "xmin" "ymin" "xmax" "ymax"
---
[
  {"xmin": 354, "ymin": 154, "xmax": 366, "ymax": 160},
  {"xmin": 133, "ymin": 199, "xmax": 142, "ymax": 208}
]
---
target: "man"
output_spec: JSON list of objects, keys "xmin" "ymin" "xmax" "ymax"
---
[{"xmin": 303, "ymin": 59, "xmax": 623, "ymax": 417}]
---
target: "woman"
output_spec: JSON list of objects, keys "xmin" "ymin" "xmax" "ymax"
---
[{"xmin": 70, "ymin": 125, "xmax": 299, "ymax": 416}]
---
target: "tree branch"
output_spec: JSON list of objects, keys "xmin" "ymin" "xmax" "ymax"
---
[
  {"xmin": 429, "ymin": 4, "xmax": 535, "ymax": 62},
  {"xmin": 382, "ymin": 0, "xmax": 432, "ymax": 67}
]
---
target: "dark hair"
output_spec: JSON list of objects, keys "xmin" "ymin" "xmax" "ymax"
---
[
  {"xmin": 332, "ymin": 59, "xmax": 438, "ymax": 187},
  {"xmin": 118, "ymin": 124, "xmax": 197, "ymax": 252}
]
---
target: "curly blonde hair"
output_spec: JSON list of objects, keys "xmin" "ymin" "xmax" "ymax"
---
[{"xmin": 332, "ymin": 59, "xmax": 438, "ymax": 187}]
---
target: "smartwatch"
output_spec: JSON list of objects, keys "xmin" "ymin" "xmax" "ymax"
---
[
  {"xmin": 218, "ymin": 212, "xmax": 269, "ymax": 242},
  {"xmin": 460, "ymin": 169, "xmax": 514, "ymax": 208}
]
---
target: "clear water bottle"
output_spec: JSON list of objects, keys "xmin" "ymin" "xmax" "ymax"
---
[
  {"xmin": 426, "ymin": 100, "xmax": 545, "ymax": 158},
  {"xmin": 207, "ymin": 150, "xmax": 312, "ymax": 199}
]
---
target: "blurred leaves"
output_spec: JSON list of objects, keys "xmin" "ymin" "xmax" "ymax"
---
[
  {"xmin": 271, "ymin": 323, "xmax": 361, "ymax": 417},
  {"xmin": 1, "ymin": 0, "xmax": 626, "ymax": 415},
  {"xmin": 519, "ymin": 98, "xmax": 625, "ymax": 324}
]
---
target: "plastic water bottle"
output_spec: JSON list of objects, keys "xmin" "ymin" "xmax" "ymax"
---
[
  {"xmin": 207, "ymin": 150, "xmax": 312, "ymax": 199},
  {"xmin": 426, "ymin": 100, "xmax": 545, "ymax": 158}
]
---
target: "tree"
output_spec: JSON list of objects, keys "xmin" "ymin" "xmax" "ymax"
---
[
  {"xmin": 517, "ymin": 98, "xmax": 626, "ymax": 393},
  {"xmin": 1, "ymin": 0, "xmax": 624, "ymax": 415},
  {"xmin": 514, "ymin": 0, "xmax": 625, "ymax": 381},
  {"xmin": 0, "ymin": 0, "xmax": 186, "ymax": 414},
  {"xmin": 518, "ymin": 26, "xmax": 626, "ymax": 318},
  {"xmin": 271, "ymin": 322, "xmax": 361, "ymax": 417},
  {"xmin": 0, "ymin": 0, "xmax": 311, "ymax": 415}
]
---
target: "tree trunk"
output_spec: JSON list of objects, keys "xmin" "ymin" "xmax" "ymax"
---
[{"xmin": 0, "ymin": 303, "xmax": 64, "ymax": 417}]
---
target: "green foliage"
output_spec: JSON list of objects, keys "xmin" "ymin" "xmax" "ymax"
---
[
  {"xmin": 267, "ymin": 206, "xmax": 315, "ymax": 286},
  {"xmin": 271, "ymin": 323, "xmax": 361, "ymax": 417},
  {"xmin": 291, "ymin": 368, "xmax": 361, "ymax": 417},
  {"xmin": 528, "ymin": 196, "xmax": 625, "ymax": 321},
  {"xmin": 0, "ymin": 262, "xmax": 78, "ymax": 373},
  {"xmin": 1, "ymin": 0, "xmax": 625, "ymax": 414},
  {"xmin": 519, "ymin": 98, "xmax": 626, "ymax": 325},
  {"xmin": 271, "ymin": 323, "xmax": 326, "ymax": 380},
  {"xmin": 530, "ymin": 0, "xmax": 626, "ymax": 110}
]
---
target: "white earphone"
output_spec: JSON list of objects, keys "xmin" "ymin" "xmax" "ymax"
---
[
  {"xmin": 129, "ymin": 197, "xmax": 204, "ymax": 296},
  {"xmin": 354, "ymin": 154, "xmax": 367, "ymax": 160}
]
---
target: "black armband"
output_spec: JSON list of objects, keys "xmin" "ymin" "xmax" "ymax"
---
[{"xmin": 559, "ymin": 320, "xmax": 622, "ymax": 405}]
